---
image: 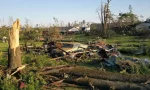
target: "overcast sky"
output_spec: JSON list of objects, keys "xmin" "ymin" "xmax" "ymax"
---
[{"xmin": 0, "ymin": 0, "xmax": 150, "ymax": 26}]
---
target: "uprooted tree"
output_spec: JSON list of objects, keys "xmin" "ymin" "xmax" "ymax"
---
[{"xmin": 8, "ymin": 19, "xmax": 22, "ymax": 70}]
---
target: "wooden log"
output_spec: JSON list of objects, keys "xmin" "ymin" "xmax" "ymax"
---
[
  {"xmin": 64, "ymin": 77, "xmax": 150, "ymax": 90},
  {"xmin": 50, "ymin": 79, "xmax": 64, "ymax": 86},
  {"xmin": 39, "ymin": 66, "xmax": 73, "ymax": 75},
  {"xmin": 40, "ymin": 66, "xmax": 150, "ymax": 83},
  {"xmin": 60, "ymin": 67, "xmax": 150, "ymax": 83},
  {"xmin": 41, "ymin": 65, "xmax": 71, "ymax": 72},
  {"xmin": 8, "ymin": 19, "xmax": 22, "ymax": 70}
]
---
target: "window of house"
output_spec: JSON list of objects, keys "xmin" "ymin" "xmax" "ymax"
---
[{"xmin": 149, "ymin": 26, "xmax": 150, "ymax": 29}]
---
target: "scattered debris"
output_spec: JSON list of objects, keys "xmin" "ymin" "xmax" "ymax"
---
[{"xmin": 7, "ymin": 64, "xmax": 27, "ymax": 79}]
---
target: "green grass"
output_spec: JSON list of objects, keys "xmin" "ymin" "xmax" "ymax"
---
[
  {"xmin": 0, "ymin": 41, "xmax": 43, "ymax": 52},
  {"xmin": 0, "ymin": 43, "xmax": 8, "ymax": 52},
  {"xmin": 64, "ymin": 34, "xmax": 97, "ymax": 44}
]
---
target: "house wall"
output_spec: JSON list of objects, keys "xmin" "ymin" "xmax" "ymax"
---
[{"xmin": 136, "ymin": 23, "xmax": 150, "ymax": 30}]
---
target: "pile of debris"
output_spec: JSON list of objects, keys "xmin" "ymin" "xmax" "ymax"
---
[
  {"xmin": 31, "ymin": 41, "xmax": 150, "ymax": 70},
  {"xmin": 22, "ymin": 41, "xmax": 150, "ymax": 73}
]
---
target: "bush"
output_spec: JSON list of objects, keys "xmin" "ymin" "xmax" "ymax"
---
[
  {"xmin": 118, "ymin": 47, "xmax": 138, "ymax": 55},
  {"xmin": 21, "ymin": 72, "xmax": 46, "ymax": 90},
  {"xmin": 0, "ymin": 52, "xmax": 8, "ymax": 66},
  {"xmin": 146, "ymin": 46, "xmax": 150, "ymax": 56},
  {"xmin": 0, "ymin": 78, "xmax": 17, "ymax": 90},
  {"xmin": 136, "ymin": 29, "xmax": 150, "ymax": 36},
  {"xmin": 106, "ymin": 30, "xmax": 117, "ymax": 38},
  {"xmin": 22, "ymin": 54, "xmax": 68, "ymax": 68}
]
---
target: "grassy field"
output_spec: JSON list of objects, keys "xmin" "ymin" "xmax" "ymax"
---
[
  {"xmin": 0, "ymin": 41, "xmax": 43, "ymax": 52},
  {"xmin": 0, "ymin": 42, "xmax": 8, "ymax": 52},
  {"xmin": 64, "ymin": 34, "xmax": 150, "ymax": 45}
]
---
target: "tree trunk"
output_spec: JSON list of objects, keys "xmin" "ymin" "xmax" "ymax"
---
[
  {"xmin": 8, "ymin": 19, "xmax": 22, "ymax": 70},
  {"xmin": 64, "ymin": 77, "xmax": 149, "ymax": 90},
  {"xmin": 40, "ymin": 66, "xmax": 150, "ymax": 83},
  {"xmin": 60, "ymin": 67, "xmax": 150, "ymax": 83}
]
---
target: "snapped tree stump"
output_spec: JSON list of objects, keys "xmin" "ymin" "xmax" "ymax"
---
[{"xmin": 8, "ymin": 19, "xmax": 22, "ymax": 70}]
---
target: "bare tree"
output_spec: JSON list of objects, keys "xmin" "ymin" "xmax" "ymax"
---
[
  {"xmin": 9, "ymin": 16, "xmax": 13, "ymax": 27},
  {"xmin": 24, "ymin": 18, "xmax": 30, "ymax": 51},
  {"xmin": 97, "ymin": 0, "xmax": 112, "ymax": 38},
  {"xmin": 53, "ymin": 17, "xmax": 59, "ymax": 27},
  {"xmin": 25, "ymin": 18, "xmax": 30, "ymax": 31}
]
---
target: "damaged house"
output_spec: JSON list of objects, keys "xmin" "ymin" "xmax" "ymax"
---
[{"xmin": 136, "ymin": 19, "xmax": 150, "ymax": 30}]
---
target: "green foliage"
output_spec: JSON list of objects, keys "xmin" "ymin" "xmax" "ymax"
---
[
  {"xmin": 0, "ymin": 78, "xmax": 17, "ymax": 90},
  {"xmin": 146, "ymin": 46, "xmax": 150, "ymax": 56},
  {"xmin": 136, "ymin": 29, "xmax": 150, "ymax": 36},
  {"xmin": 21, "ymin": 72, "xmax": 45, "ymax": 90},
  {"xmin": 119, "ymin": 12, "xmax": 139, "ymax": 23},
  {"xmin": 64, "ymin": 34, "xmax": 96, "ymax": 43},
  {"xmin": 0, "ymin": 43, "xmax": 8, "ymax": 52},
  {"xmin": 22, "ymin": 54, "xmax": 68, "ymax": 68},
  {"xmin": 105, "ymin": 30, "xmax": 117, "ymax": 38},
  {"xmin": 45, "ymin": 26, "xmax": 61, "ymax": 42},
  {"xmin": 129, "ymin": 64, "xmax": 140, "ymax": 74},
  {"xmin": 139, "ymin": 64, "xmax": 150, "ymax": 75},
  {"xmin": 0, "ymin": 25, "xmax": 9, "ymax": 39},
  {"xmin": 0, "ymin": 52, "xmax": 8, "ymax": 66},
  {"xmin": 118, "ymin": 47, "xmax": 138, "ymax": 54},
  {"xmin": 20, "ymin": 29, "xmax": 40, "ymax": 41}
]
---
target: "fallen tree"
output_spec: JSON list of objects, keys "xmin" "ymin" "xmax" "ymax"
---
[
  {"xmin": 64, "ymin": 77, "xmax": 150, "ymax": 90},
  {"xmin": 40, "ymin": 66, "xmax": 150, "ymax": 83}
]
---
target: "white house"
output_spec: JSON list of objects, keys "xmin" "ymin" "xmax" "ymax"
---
[
  {"xmin": 85, "ymin": 27, "xmax": 90, "ymax": 32},
  {"xmin": 68, "ymin": 27, "xmax": 80, "ymax": 32},
  {"xmin": 136, "ymin": 19, "xmax": 150, "ymax": 30}
]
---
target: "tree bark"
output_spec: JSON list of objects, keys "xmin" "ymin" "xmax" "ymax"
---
[
  {"xmin": 64, "ymin": 77, "xmax": 150, "ymax": 90},
  {"xmin": 8, "ymin": 19, "xmax": 22, "ymax": 70},
  {"xmin": 40, "ymin": 66, "xmax": 150, "ymax": 83},
  {"xmin": 59, "ymin": 67, "xmax": 150, "ymax": 83}
]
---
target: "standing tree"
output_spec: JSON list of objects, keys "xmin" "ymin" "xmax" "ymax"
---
[
  {"xmin": 8, "ymin": 19, "xmax": 22, "ymax": 69},
  {"xmin": 0, "ymin": 25, "xmax": 9, "ymax": 39},
  {"xmin": 118, "ymin": 5, "xmax": 139, "ymax": 35},
  {"xmin": 44, "ymin": 17, "xmax": 61, "ymax": 42},
  {"xmin": 9, "ymin": 16, "xmax": 13, "ymax": 27},
  {"xmin": 118, "ymin": 5, "xmax": 139, "ymax": 24},
  {"xmin": 97, "ymin": 0, "xmax": 112, "ymax": 38},
  {"xmin": 23, "ymin": 18, "xmax": 31, "ymax": 52}
]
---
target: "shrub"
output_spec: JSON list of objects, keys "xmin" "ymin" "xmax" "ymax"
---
[
  {"xmin": 0, "ymin": 78, "xmax": 17, "ymax": 90},
  {"xmin": 0, "ymin": 52, "xmax": 8, "ymax": 66},
  {"xmin": 106, "ymin": 30, "xmax": 117, "ymax": 38},
  {"xmin": 136, "ymin": 29, "xmax": 150, "ymax": 36},
  {"xmin": 146, "ymin": 46, "xmax": 150, "ymax": 56},
  {"xmin": 118, "ymin": 47, "xmax": 138, "ymax": 55},
  {"xmin": 22, "ymin": 54, "xmax": 68, "ymax": 68}
]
